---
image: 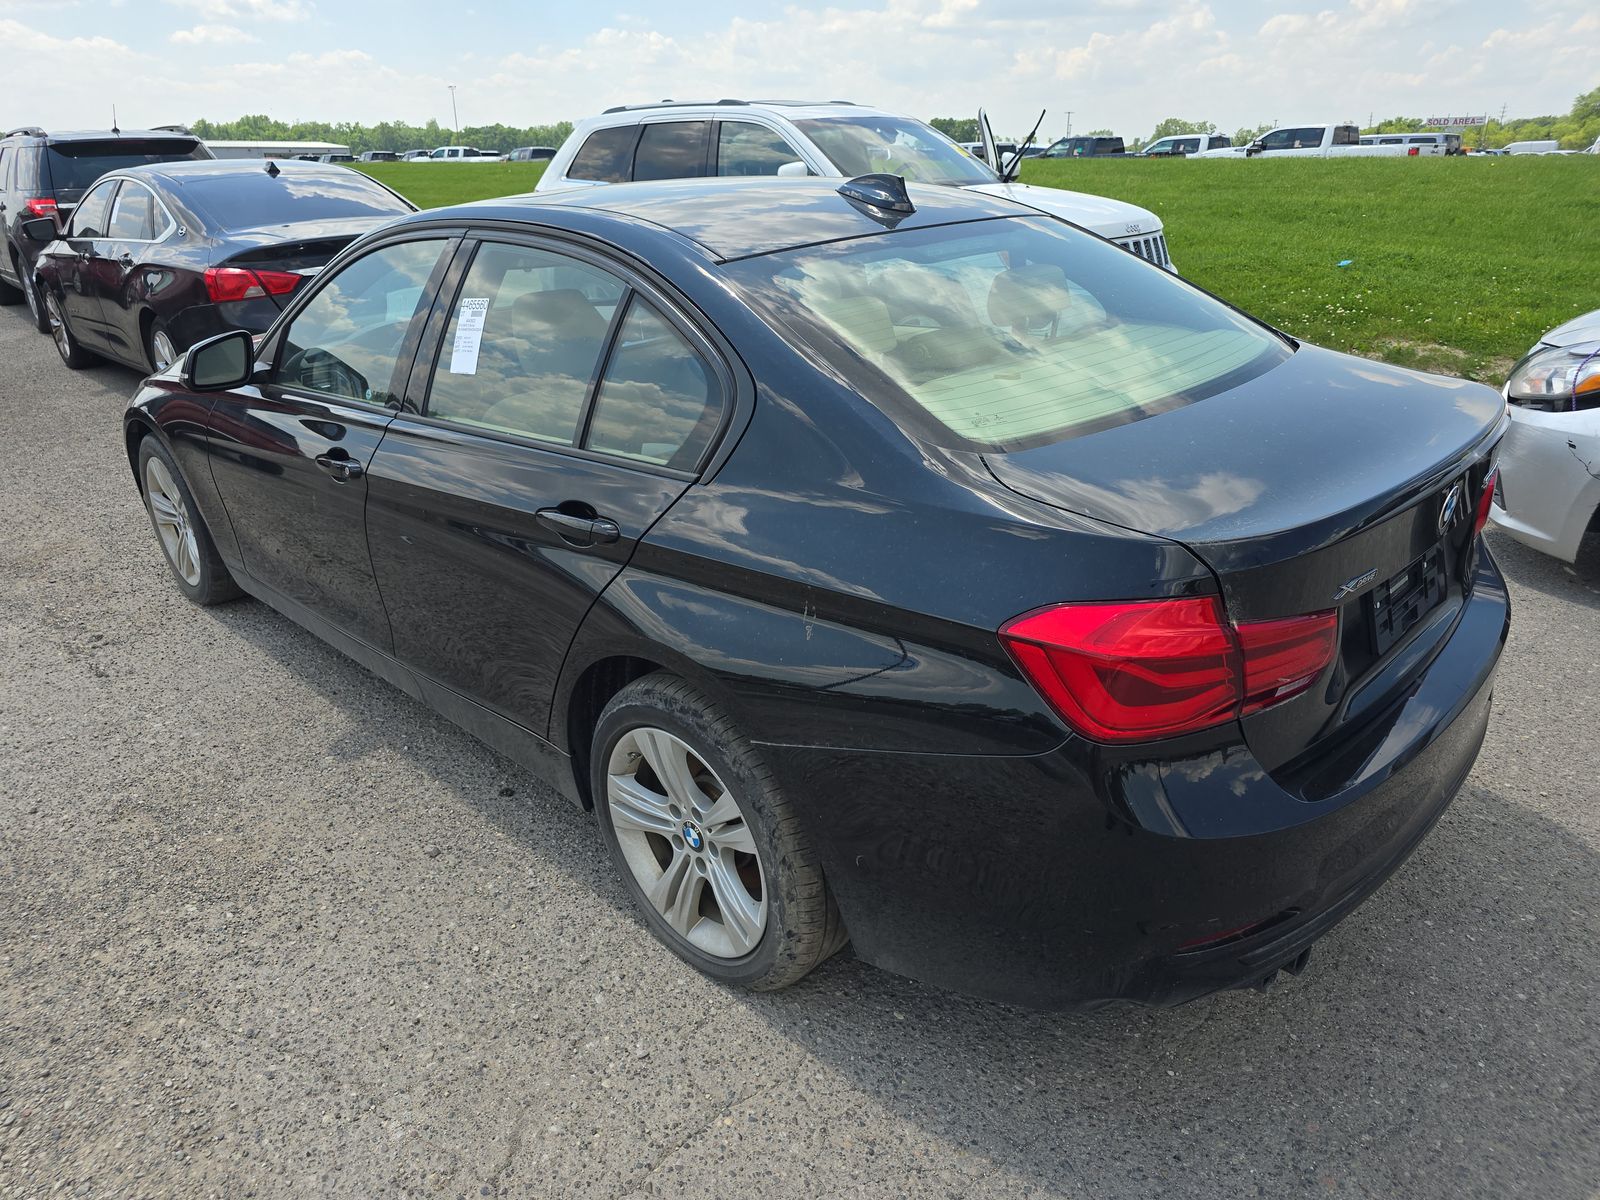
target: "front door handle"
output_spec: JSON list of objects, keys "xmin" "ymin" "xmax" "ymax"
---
[
  {"xmin": 314, "ymin": 452, "xmax": 364, "ymax": 481},
  {"xmin": 536, "ymin": 508, "xmax": 620, "ymax": 547}
]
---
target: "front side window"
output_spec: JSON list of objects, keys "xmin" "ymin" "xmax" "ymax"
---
[
  {"xmin": 586, "ymin": 300, "xmax": 720, "ymax": 467},
  {"xmin": 568, "ymin": 126, "xmax": 639, "ymax": 182},
  {"xmin": 105, "ymin": 181, "xmax": 166, "ymax": 241},
  {"xmin": 69, "ymin": 179, "xmax": 118, "ymax": 238},
  {"xmin": 794, "ymin": 116, "xmax": 995, "ymax": 185},
  {"xmin": 425, "ymin": 242, "xmax": 626, "ymax": 446},
  {"xmin": 717, "ymin": 122, "xmax": 805, "ymax": 176},
  {"xmin": 633, "ymin": 121, "xmax": 710, "ymax": 182},
  {"xmin": 276, "ymin": 238, "xmax": 447, "ymax": 405},
  {"xmin": 1261, "ymin": 127, "xmax": 1322, "ymax": 150},
  {"xmin": 725, "ymin": 217, "xmax": 1289, "ymax": 452}
]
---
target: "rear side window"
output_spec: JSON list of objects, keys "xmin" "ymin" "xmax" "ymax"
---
[
  {"xmin": 568, "ymin": 126, "xmax": 639, "ymax": 183},
  {"xmin": 276, "ymin": 238, "xmax": 447, "ymax": 405},
  {"xmin": 586, "ymin": 299, "xmax": 720, "ymax": 467},
  {"xmin": 69, "ymin": 179, "xmax": 118, "ymax": 238},
  {"xmin": 45, "ymin": 139, "xmax": 208, "ymax": 194},
  {"xmin": 1332, "ymin": 126, "xmax": 1360, "ymax": 146},
  {"xmin": 0, "ymin": 146, "xmax": 10, "ymax": 192},
  {"xmin": 633, "ymin": 121, "xmax": 710, "ymax": 181},
  {"xmin": 425, "ymin": 242, "xmax": 626, "ymax": 446},
  {"xmin": 105, "ymin": 181, "xmax": 165, "ymax": 240},
  {"xmin": 717, "ymin": 122, "xmax": 804, "ymax": 176}
]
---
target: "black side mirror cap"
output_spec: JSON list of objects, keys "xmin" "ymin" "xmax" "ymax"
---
[
  {"xmin": 180, "ymin": 329, "xmax": 255, "ymax": 391},
  {"xmin": 21, "ymin": 217, "xmax": 58, "ymax": 243}
]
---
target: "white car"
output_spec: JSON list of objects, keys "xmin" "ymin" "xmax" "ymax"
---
[
  {"xmin": 537, "ymin": 101, "xmax": 1176, "ymax": 271},
  {"xmin": 1489, "ymin": 309, "xmax": 1600, "ymax": 562},
  {"xmin": 426, "ymin": 145, "xmax": 504, "ymax": 162},
  {"xmin": 1195, "ymin": 124, "xmax": 1425, "ymax": 159}
]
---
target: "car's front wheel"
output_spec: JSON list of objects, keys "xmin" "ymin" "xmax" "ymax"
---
[
  {"xmin": 592, "ymin": 673, "xmax": 847, "ymax": 990},
  {"xmin": 136, "ymin": 436, "xmax": 242, "ymax": 606},
  {"xmin": 45, "ymin": 291, "xmax": 97, "ymax": 369}
]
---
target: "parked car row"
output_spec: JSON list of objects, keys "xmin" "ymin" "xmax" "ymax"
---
[{"xmin": 9, "ymin": 96, "xmax": 1584, "ymax": 1014}]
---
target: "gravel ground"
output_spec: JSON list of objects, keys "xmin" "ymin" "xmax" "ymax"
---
[{"xmin": 2, "ymin": 302, "xmax": 1598, "ymax": 1200}]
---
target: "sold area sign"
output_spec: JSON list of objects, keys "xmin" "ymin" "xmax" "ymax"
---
[{"xmin": 1423, "ymin": 114, "xmax": 1488, "ymax": 127}]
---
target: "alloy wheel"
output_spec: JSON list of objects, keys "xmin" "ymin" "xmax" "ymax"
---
[
  {"xmin": 151, "ymin": 328, "xmax": 177, "ymax": 372},
  {"xmin": 606, "ymin": 726, "xmax": 767, "ymax": 959},
  {"xmin": 143, "ymin": 455, "xmax": 202, "ymax": 586},
  {"xmin": 45, "ymin": 293, "xmax": 70, "ymax": 359}
]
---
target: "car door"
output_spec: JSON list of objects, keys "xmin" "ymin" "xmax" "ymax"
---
[
  {"xmin": 204, "ymin": 234, "xmax": 455, "ymax": 650},
  {"xmin": 55, "ymin": 176, "xmax": 119, "ymax": 347},
  {"xmin": 96, "ymin": 178, "xmax": 173, "ymax": 366},
  {"xmin": 363, "ymin": 234, "xmax": 730, "ymax": 739}
]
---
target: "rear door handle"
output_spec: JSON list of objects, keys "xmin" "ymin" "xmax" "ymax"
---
[
  {"xmin": 536, "ymin": 508, "xmax": 620, "ymax": 547},
  {"xmin": 314, "ymin": 452, "xmax": 364, "ymax": 481}
]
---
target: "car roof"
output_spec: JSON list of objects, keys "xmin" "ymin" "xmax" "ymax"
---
[
  {"xmin": 2, "ymin": 127, "xmax": 202, "ymax": 144},
  {"xmin": 113, "ymin": 159, "xmax": 370, "ymax": 186},
  {"xmin": 413, "ymin": 177, "xmax": 1022, "ymax": 261}
]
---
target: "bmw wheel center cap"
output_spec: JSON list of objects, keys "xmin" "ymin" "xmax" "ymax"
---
[{"xmin": 682, "ymin": 821, "xmax": 704, "ymax": 851}]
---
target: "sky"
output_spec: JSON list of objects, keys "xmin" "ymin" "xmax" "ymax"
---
[{"xmin": 1, "ymin": 0, "xmax": 1594, "ymax": 140}]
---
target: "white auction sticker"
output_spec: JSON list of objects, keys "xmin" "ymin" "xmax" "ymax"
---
[{"xmin": 448, "ymin": 298, "xmax": 490, "ymax": 374}]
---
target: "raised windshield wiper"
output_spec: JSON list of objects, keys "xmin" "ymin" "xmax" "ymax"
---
[{"xmin": 1000, "ymin": 110, "xmax": 1047, "ymax": 182}]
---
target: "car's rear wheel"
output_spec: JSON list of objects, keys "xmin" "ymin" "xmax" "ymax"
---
[
  {"xmin": 45, "ymin": 291, "xmax": 98, "ymax": 369},
  {"xmin": 137, "ymin": 436, "xmax": 242, "ymax": 606},
  {"xmin": 146, "ymin": 317, "xmax": 179, "ymax": 373},
  {"xmin": 592, "ymin": 673, "xmax": 847, "ymax": 990}
]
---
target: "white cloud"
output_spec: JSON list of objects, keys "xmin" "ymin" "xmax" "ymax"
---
[
  {"xmin": 165, "ymin": 0, "xmax": 311, "ymax": 21},
  {"xmin": 169, "ymin": 24, "xmax": 259, "ymax": 45}
]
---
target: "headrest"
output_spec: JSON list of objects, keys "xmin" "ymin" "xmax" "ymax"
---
[
  {"xmin": 987, "ymin": 263, "xmax": 1073, "ymax": 328},
  {"xmin": 814, "ymin": 295, "xmax": 896, "ymax": 355}
]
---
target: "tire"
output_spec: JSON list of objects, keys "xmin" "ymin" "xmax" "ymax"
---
[
  {"xmin": 44, "ymin": 289, "xmax": 99, "ymax": 369},
  {"xmin": 136, "ymin": 434, "xmax": 243, "ymax": 606},
  {"xmin": 592, "ymin": 672, "xmax": 847, "ymax": 991},
  {"xmin": 20, "ymin": 259, "xmax": 50, "ymax": 333},
  {"xmin": 145, "ymin": 316, "xmax": 180, "ymax": 373},
  {"xmin": 0, "ymin": 253, "xmax": 21, "ymax": 306}
]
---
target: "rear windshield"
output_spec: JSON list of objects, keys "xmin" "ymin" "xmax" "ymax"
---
[
  {"xmin": 46, "ymin": 139, "xmax": 209, "ymax": 193},
  {"xmin": 792, "ymin": 116, "xmax": 995, "ymax": 186},
  {"xmin": 176, "ymin": 171, "xmax": 413, "ymax": 231},
  {"xmin": 723, "ymin": 217, "xmax": 1290, "ymax": 452}
]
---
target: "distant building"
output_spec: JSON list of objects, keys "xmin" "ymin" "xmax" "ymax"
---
[{"xmin": 204, "ymin": 140, "xmax": 352, "ymax": 160}]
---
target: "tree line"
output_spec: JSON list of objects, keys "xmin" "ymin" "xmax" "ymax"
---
[{"xmin": 188, "ymin": 115, "xmax": 574, "ymax": 154}]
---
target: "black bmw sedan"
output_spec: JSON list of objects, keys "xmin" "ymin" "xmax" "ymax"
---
[
  {"xmin": 28, "ymin": 159, "xmax": 414, "ymax": 373},
  {"xmin": 120, "ymin": 176, "xmax": 1509, "ymax": 1009}
]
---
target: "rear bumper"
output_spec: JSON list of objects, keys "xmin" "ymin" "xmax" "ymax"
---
[{"xmin": 761, "ymin": 550, "xmax": 1509, "ymax": 1009}]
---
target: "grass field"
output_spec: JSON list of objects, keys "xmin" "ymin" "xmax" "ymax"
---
[{"xmin": 360, "ymin": 157, "xmax": 1600, "ymax": 381}]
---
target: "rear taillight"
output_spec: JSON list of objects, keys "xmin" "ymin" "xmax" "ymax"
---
[
  {"xmin": 1473, "ymin": 467, "xmax": 1499, "ymax": 537},
  {"xmin": 24, "ymin": 197, "xmax": 58, "ymax": 219},
  {"xmin": 1408, "ymin": 146, "xmax": 1420, "ymax": 156},
  {"xmin": 1000, "ymin": 598, "xmax": 1338, "ymax": 743},
  {"xmin": 203, "ymin": 266, "xmax": 301, "ymax": 303}
]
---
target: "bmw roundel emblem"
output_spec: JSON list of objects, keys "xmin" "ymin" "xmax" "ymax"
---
[
  {"xmin": 1437, "ymin": 481, "xmax": 1464, "ymax": 536},
  {"xmin": 682, "ymin": 821, "xmax": 704, "ymax": 851}
]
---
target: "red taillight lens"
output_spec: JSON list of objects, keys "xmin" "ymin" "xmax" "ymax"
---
[
  {"xmin": 1000, "ymin": 599, "xmax": 1339, "ymax": 743},
  {"xmin": 1235, "ymin": 611, "xmax": 1338, "ymax": 714},
  {"xmin": 24, "ymin": 197, "xmax": 58, "ymax": 219},
  {"xmin": 204, "ymin": 266, "xmax": 301, "ymax": 303},
  {"xmin": 1473, "ymin": 467, "xmax": 1499, "ymax": 537},
  {"xmin": 1408, "ymin": 146, "xmax": 1420, "ymax": 156}
]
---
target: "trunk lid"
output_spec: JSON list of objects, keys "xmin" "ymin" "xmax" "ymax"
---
[
  {"xmin": 985, "ymin": 345, "xmax": 1506, "ymax": 774},
  {"xmin": 215, "ymin": 218, "xmax": 376, "ymax": 307}
]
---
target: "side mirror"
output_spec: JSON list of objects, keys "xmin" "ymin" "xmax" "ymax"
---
[
  {"xmin": 776, "ymin": 160, "xmax": 810, "ymax": 177},
  {"xmin": 22, "ymin": 217, "xmax": 58, "ymax": 243},
  {"xmin": 181, "ymin": 329, "xmax": 254, "ymax": 390},
  {"xmin": 1247, "ymin": 140, "xmax": 1265, "ymax": 156}
]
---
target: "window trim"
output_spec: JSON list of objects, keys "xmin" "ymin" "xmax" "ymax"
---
[
  {"xmin": 408, "ymin": 229, "xmax": 734, "ymax": 479},
  {"xmin": 260, "ymin": 230, "xmax": 461, "ymax": 414},
  {"xmin": 101, "ymin": 177, "xmax": 178, "ymax": 244}
]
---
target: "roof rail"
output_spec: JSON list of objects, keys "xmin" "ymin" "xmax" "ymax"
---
[
  {"xmin": 601, "ymin": 99, "xmax": 752, "ymax": 114},
  {"xmin": 4, "ymin": 126, "xmax": 47, "ymax": 139}
]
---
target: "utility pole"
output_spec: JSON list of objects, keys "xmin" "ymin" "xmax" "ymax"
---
[
  {"xmin": 449, "ymin": 84, "xmax": 459, "ymax": 136},
  {"xmin": 1063, "ymin": 110, "xmax": 1072, "ymax": 138}
]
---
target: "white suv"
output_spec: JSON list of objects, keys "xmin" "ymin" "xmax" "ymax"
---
[{"xmin": 537, "ymin": 101, "xmax": 1175, "ymax": 271}]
